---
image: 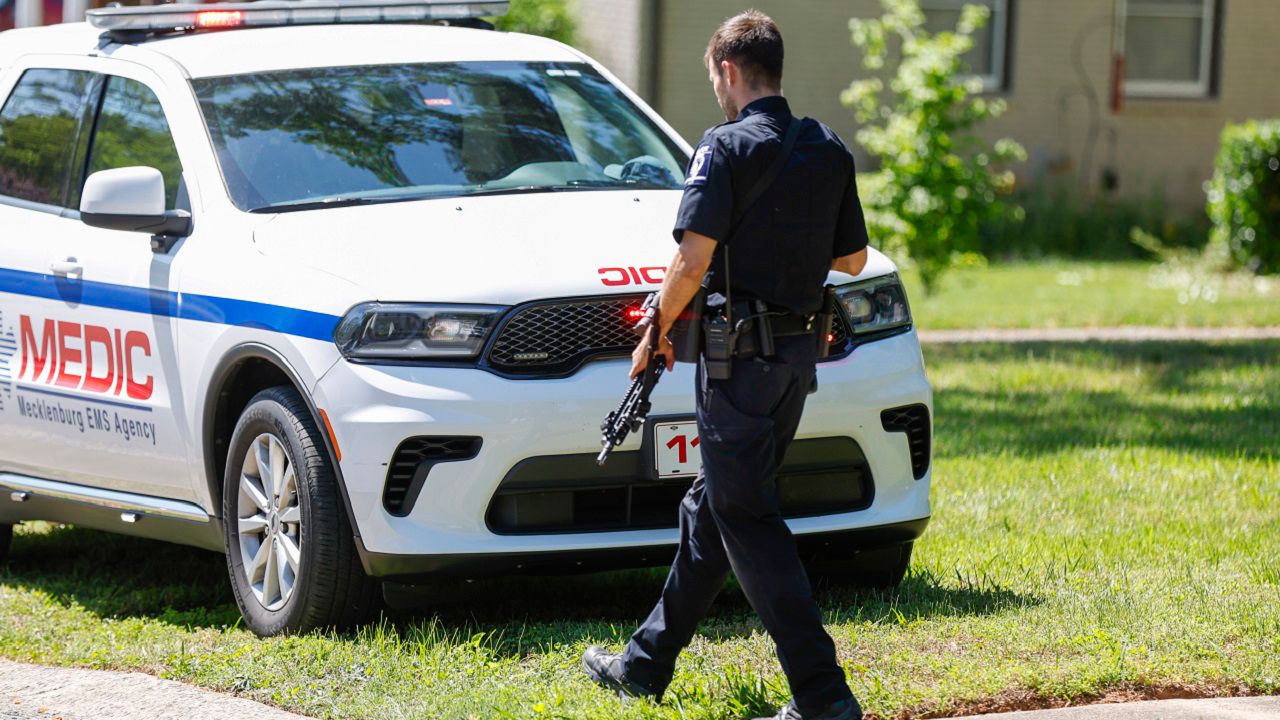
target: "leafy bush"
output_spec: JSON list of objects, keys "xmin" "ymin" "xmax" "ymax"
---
[
  {"xmin": 1207, "ymin": 120, "xmax": 1280, "ymax": 274},
  {"xmin": 492, "ymin": 0, "xmax": 576, "ymax": 45},
  {"xmin": 844, "ymin": 0, "xmax": 1025, "ymax": 292}
]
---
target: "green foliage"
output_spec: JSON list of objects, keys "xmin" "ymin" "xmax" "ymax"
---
[
  {"xmin": 0, "ymin": 114, "xmax": 79, "ymax": 205},
  {"xmin": 1207, "ymin": 119, "xmax": 1280, "ymax": 275},
  {"xmin": 845, "ymin": 0, "xmax": 1025, "ymax": 292},
  {"xmin": 977, "ymin": 179, "xmax": 1210, "ymax": 261},
  {"xmin": 492, "ymin": 0, "xmax": 576, "ymax": 45}
]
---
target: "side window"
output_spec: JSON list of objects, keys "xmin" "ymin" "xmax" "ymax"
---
[
  {"xmin": 1124, "ymin": 0, "xmax": 1218, "ymax": 98},
  {"xmin": 0, "ymin": 68, "xmax": 99, "ymax": 207},
  {"xmin": 920, "ymin": 0, "xmax": 1011, "ymax": 93},
  {"xmin": 86, "ymin": 76, "xmax": 183, "ymax": 209}
]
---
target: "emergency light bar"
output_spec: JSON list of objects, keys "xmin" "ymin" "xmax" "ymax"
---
[{"xmin": 87, "ymin": 0, "xmax": 509, "ymax": 37}]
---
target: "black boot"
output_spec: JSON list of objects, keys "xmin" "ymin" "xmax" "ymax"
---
[
  {"xmin": 582, "ymin": 646, "xmax": 660, "ymax": 701},
  {"xmin": 755, "ymin": 697, "xmax": 863, "ymax": 720}
]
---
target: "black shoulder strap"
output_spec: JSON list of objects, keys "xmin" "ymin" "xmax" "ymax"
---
[
  {"xmin": 728, "ymin": 116, "xmax": 803, "ymax": 238},
  {"xmin": 713, "ymin": 116, "xmax": 804, "ymax": 322}
]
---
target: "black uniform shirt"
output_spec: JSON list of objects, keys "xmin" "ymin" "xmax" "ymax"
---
[{"xmin": 673, "ymin": 96, "xmax": 870, "ymax": 315}]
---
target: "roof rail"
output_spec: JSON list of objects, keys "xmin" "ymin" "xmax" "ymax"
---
[{"xmin": 87, "ymin": 0, "xmax": 509, "ymax": 43}]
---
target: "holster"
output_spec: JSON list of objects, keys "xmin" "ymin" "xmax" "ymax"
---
[
  {"xmin": 669, "ymin": 286, "xmax": 705, "ymax": 364},
  {"xmin": 814, "ymin": 285, "xmax": 837, "ymax": 360}
]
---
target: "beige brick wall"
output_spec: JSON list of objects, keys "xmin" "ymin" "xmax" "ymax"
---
[
  {"xmin": 569, "ymin": 0, "xmax": 646, "ymax": 94},
  {"xmin": 577, "ymin": 0, "xmax": 1280, "ymax": 215}
]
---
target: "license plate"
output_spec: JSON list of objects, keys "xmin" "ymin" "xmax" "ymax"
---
[{"xmin": 653, "ymin": 421, "xmax": 701, "ymax": 479}]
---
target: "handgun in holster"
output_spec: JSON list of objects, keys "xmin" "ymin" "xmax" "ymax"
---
[{"xmin": 669, "ymin": 286, "xmax": 705, "ymax": 364}]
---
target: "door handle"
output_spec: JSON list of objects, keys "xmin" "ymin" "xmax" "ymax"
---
[{"xmin": 49, "ymin": 258, "xmax": 83, "ymax": 278}]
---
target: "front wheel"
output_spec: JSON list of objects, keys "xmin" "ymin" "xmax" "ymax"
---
[
  {"xmin": 806, "ymin": 541, "xmax": 914, "ymax": 591},
  {"xmin": 0, "ymin": 524, "xmax": 11, "ymax": 565},
  {"xmin": 222, "ymin": 386, "xmax": 380, "ymax": 636}
]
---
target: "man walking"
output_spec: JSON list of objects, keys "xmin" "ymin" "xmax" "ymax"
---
[{"xmin": 582, "ymin": 10, "xmax": 871, "ymax": 720}]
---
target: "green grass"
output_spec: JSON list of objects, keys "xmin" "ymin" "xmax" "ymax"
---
[
  {"xmin": 901, "ymin": 260, "xmax": 1280, "ymax": 329},
  {"xmin": 2, "ymin": 341, "xmax": 1279, "ymax": 719}
]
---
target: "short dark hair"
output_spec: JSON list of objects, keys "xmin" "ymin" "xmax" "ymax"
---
[{"xmin": 705, "ymin": 10, "xmax": 784, "ymax": 90}]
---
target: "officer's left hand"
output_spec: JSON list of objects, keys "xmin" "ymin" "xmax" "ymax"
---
[{"xmin": 631, "ymin": 330, "xmax": 675, "ymax": 379}]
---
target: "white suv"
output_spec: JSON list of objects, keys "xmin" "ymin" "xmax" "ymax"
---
[{"xmin": 0, "ymin": 1, "xmax": 932, "ymax": 636}]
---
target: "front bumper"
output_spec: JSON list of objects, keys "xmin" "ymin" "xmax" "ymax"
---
[{"xmin": 312, "ymin": 330, "xmax": 933, "ymax": 576}]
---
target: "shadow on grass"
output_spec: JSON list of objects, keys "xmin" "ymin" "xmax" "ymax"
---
[
  {"xmin": 3, "ymin": 523, "xmax": 240, "ymax": 628},
  {"xmin": 3, "ymin": 524, "xmax": 1035, "ymax": 647},
  {"xmin": 928, "ymin": 340, "xmax": 1280, "ymax": 460}
]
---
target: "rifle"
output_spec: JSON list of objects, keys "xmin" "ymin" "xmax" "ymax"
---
[{"xmin": 597, "ymin": 292, "xmax": 665, "ymax": 466}]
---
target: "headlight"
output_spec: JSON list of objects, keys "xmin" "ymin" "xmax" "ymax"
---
[
  {"xmin": 834, "ymin": 273, "xmax": 913, "ymax": 337},
  {"xmin": 333, "ymin": 303, "xmax": 506, "ymax": 360}
]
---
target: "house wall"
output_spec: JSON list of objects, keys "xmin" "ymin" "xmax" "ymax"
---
[
  {"xmin": 569, "ymin": 0, "xmax": 647, "ymax": 95},
  {"xmin": 590, "ymin": 0, "xmax": 1280, "ymax": 215}
]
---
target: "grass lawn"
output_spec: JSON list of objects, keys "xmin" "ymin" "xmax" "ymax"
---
[
  {"xmin": 901, "ymin": 260, "xmax": 1280, "ymax": 329},
  {"xmin": 2, "ymin": 340, "xmax": 1278, "ymax": 719}
]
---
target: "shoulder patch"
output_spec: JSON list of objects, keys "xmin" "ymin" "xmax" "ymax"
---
[{"xmin": 686, "ymin": 143, "xmax": 714, "ymax": 187}]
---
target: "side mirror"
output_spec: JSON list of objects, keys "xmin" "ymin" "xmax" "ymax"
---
[{"xmin": 80, "ymin": 167, "xmax": 191, "ymax": 247}]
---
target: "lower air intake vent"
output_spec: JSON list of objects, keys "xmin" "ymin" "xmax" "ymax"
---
[
  {"xmin": 486, "ymin": 437, "xmax": 873, "ymax": 534},
  {"xmin": 880, "ymin": 404, "xmax": 931, "ymax": 480},
  {"xmin": 383, "ymin": 436, "xmax": 482, "ymax": 516}
]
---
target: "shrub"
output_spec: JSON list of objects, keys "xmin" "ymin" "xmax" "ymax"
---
[
  {"xmin": 492, "ymin": 0, "xmax": 576, "ymax": 45},
  {"xmin": 1207, "ymin": 120, "xmax": 1280, "ymax": 275},
  {"xmin": 844, "ymin": 0, "xmax": 1025, "ymax": 292}
]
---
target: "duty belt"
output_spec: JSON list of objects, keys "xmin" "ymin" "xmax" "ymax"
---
[{"xmin": 764, "ymin": 311, "xmax": 814, "ymax": 336}]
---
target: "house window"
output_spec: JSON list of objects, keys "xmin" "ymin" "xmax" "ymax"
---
[
  {"xmin": 920, "ymin": 0, "xmax": 1010, "ymax": 93},
  {"xmin": 1125, "ymin": 0, "xmax": 1217, "ymax": 98}
]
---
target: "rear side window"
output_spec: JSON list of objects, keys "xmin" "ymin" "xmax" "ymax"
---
[
  {"xmin": 85, "ymin": 75, "xmax": 183, "ymax": 210},
  {"xmin": 0, "ymin": 68, "xmax": 99, "ymax": 207}
]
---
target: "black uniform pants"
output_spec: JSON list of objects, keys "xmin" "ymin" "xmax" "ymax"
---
[{"xmin": 621, "ymin": 334, "xmax": 853, "ymax": 713}]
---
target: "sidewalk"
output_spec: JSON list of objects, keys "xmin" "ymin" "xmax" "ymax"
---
[
  {"xmin": 918, "ymin": 326, "xmax": 1280, "ymax": 343},
  {"xmin": 952, "ymin": 696, "xmax": 1280, "ymax": 719},
  {"xmin": 0, "ymin": 660, "xmax": 310, "ymax": 720}
]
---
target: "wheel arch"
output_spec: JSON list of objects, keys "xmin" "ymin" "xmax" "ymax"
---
[{"xmin": 201, "ymin": 344, "xmax": 363, "ymax": 548}]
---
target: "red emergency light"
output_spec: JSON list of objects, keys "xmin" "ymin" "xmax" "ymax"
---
[{"xmin": 196, "ymin": 10, "xmax": 243, "ymax": 28}]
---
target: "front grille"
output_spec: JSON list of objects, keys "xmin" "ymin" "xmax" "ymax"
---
[
  {"xmin": 487, "ymin": 437, "xmax": 873, "ymax": 534},
  {"xmin": 487, "ymin": 295, "xmax": 647, "ymax": 374},
  {"xmin": 880, "ymin": 405, "xmax": 931, "ymax": 480},
  {"xmin": 383, "ymin": 436, "xmax": 482, "ymax": 516},
  {"xmin": 487, "ymin": 294, "xmax": 857, "ymax": 375}
]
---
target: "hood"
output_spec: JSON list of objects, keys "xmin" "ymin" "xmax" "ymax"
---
[{"xmin": 253, "ymin": 190, "xmax": 898, "ymax": 305}]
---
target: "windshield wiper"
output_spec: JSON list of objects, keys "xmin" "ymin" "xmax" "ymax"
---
[
  {"xmin": 250, "ymin": 196, "xmax": 379, "ymax": 214},
  {"xmin": 462, "ymin": 183, "xmax": 621, "ymax": 198}
]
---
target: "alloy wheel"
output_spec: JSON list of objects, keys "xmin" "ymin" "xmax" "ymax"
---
[{"xmin": 236, "ymin": 433, "xmax": 302, "ymax": 611}]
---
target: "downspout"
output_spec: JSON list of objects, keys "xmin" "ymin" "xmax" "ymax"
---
[
  {"xmin": 14, "ymin": 0, "xmax": 41, "ymax": 28},
  {"xmin": 63, "ymin": 0, "xmax": 90, "ymax": 24},
  {"xmin": 642, "ymin": 0, "xmax": 664, "ymax": 111}
]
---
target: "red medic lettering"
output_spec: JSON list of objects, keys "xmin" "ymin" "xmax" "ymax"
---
[{"xmin": 18, "ymin": 315, "xmax": 153, "ymax": 401}]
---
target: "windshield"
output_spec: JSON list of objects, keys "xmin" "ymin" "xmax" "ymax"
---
[{"xmin": 192, "ymin": 62, "xmax": 688, "ymax": 212}]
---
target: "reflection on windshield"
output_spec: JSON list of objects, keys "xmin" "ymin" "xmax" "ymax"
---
[{"xmin": 193, "ymin": 62, "xmax": 687, "ymax": 211}]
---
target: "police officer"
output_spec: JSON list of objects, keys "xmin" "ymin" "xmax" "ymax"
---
[{"xmin": 583, "ymin": 10, "xmax": 870, "ymax": 720}]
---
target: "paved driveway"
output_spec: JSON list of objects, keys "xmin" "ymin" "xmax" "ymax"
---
[{"xmin": 0, "ymin": 660, "xmax": 310, "ymax": 720}]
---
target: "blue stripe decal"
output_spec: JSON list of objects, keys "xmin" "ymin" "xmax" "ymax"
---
[
  {"xmin": 0, "ymin": 267, "xmax": 340, "ymax": 342},
  {"xmin": 17, "ymin": 384, "xmax": 153, "ymax": 412}
]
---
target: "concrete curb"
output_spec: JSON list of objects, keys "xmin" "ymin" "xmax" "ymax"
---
[
  {"xmin": 950, "ymin": 696, "xmax": 1280, "ymax": 719},
  {"xmin": 0, "ymin": 660, "xmax": 312, "ymax": 720},
  {"xmin": 918, "ymin": 327, "xmax": 1280, "ymax": 343}
]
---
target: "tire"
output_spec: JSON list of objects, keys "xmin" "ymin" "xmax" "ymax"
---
[
  {"xmin": 805, "ymin": 541, "xmax": 914, "ymax": 592},
  {"xmin": 221, "ymin": 385, "xmax": 381, "ymax": 636},
  {"xmin": 0, "ymin": 524, "xmax": 11, "ymax": 565}
]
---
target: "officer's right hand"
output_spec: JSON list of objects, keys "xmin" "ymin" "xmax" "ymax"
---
[{"xmin": 630, "ymin": 330, "xmax": 676, "ymax": 379}]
